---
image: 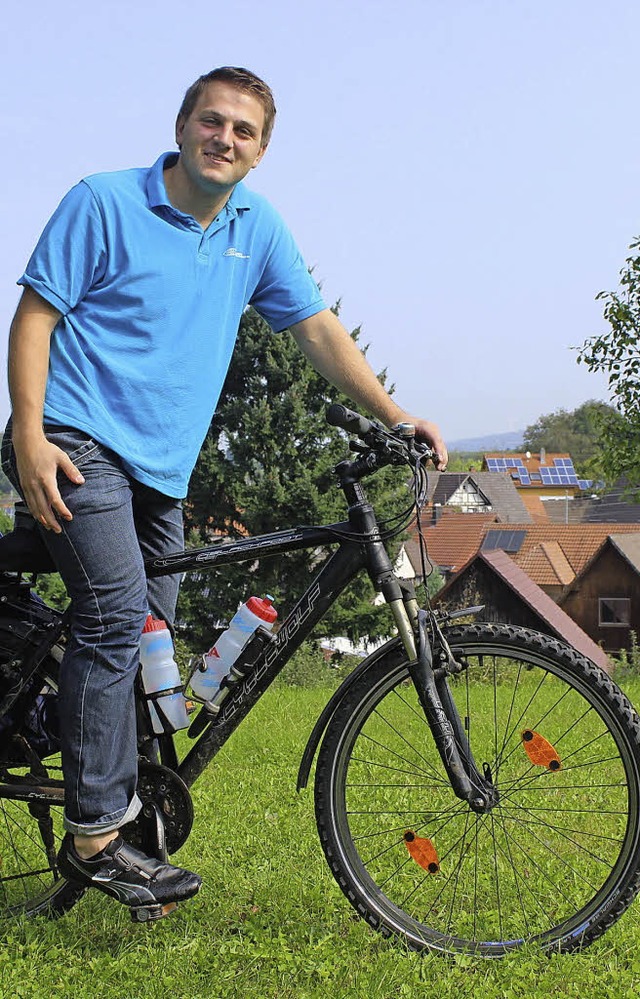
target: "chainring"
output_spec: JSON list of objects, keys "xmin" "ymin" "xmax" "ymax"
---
[{"xmin": 122, "ymin": 760, "xmax": 194, "ymax": 856}]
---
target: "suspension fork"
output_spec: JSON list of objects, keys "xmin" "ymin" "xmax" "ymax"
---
[
  {"xmin": 365, "ymin": 538, "xmax": 496, "ymax": 812},
  {"xmin": 339, "ymin": 470, "xmax": 496, "ymax": 812},
  {"xmin": 407, "ymin": 610, "xmax": 498, "ymax": 813}
]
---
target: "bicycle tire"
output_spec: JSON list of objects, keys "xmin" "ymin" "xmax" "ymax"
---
[
  {"xmin": 314, "ymin": 623, "xmax": 640, "ymax": 956},
  {"xmin": 0, "ymin": 645, "xmax": 84, "ymax": 920}
]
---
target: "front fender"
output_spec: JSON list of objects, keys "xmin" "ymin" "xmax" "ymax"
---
[{"xmin": 296, "ymin": 636, "xmax": 403, "ymax": 791}]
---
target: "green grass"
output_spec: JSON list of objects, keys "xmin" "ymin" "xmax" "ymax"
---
[{"xmin": 3, "ymin": 680, "xmax": 640, "ymax": 999}]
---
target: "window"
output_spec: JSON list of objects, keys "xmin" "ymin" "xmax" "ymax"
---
[{"xmin": 599, "ymin": 598, "xmax": 631, "ymax": 628}]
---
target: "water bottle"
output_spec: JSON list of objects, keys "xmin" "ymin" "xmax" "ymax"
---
[
  {"xmin": 190, "ymin": 595, "xmax": 278, "ymax": 707},
  {"xmin": 139, "ymin": 615, "xmax": 190, "ymax": 735}
]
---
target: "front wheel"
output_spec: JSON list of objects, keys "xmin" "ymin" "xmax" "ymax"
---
[{"xmin": 314, "ymin": 623, "xmax": 640, "ymax": 956}]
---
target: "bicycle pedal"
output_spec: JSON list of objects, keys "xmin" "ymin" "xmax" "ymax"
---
[{"xmin": 130, "ymin": 901, "xmax": 178, "ymax": 923}]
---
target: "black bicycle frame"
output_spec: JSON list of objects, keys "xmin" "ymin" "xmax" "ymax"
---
[
  {"xmin": 144, "ymin": 481, "xmax": 412, "ymax": 790},
  {"xmin": 2, "ymin": 447, "xmax": 490, "ymax": 813}
]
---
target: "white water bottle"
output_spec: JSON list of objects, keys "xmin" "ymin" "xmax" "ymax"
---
[
  {"xmin": 140, "ymin": 615, "xmax": 190, "ymax": 735},
  {"xmin": 190, "ymin": 595, "xmax": 278, "ymax": 706}
]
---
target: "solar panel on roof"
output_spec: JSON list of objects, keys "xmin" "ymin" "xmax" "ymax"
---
[
  {"xmin": 481, "ymin": 529, "xmax": 527, "ymax": 553},
  {"xmin": 539, "ymin": 466, "xmax": 581, "ymax": 486}
]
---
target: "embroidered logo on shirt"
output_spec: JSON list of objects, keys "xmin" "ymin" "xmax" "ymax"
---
[{"xmin": 223, "ymin": 248, "xmax": 251, "ymax": 259}]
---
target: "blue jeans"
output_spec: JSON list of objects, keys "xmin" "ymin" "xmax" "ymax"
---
[{"xmin": 2, "ymin": 424, "xmax": 183, "ymax": 835}]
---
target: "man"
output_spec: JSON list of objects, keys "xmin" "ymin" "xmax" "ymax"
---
[{"xmin": 4, "ymin": 67, "xmax": 447, "ymax": 914}]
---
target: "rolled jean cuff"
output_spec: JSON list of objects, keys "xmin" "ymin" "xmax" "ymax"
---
[{"xmin": 63, "ymin": 792, "xmax": 143, "ymax": 837}]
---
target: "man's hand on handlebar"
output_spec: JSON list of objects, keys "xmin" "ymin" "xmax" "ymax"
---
[
  {"xmin": 400, "ymin": 416, "xmax": 448, "ymax": 471},
  {"xmin": 326, "ymin": 403, "xmax": 448, "ymax": 471}
]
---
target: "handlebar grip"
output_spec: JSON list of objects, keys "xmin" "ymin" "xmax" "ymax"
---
[{"xmin": 326, "ymin": 404, "xmax": 374, "ymax": 437}]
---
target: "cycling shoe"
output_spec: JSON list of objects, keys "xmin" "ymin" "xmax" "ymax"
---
[{"xmin": 57, "ymin": 833, "xmax": 202, "ymax": 911}]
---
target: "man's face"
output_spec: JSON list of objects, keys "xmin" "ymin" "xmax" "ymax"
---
[{"xmin": 175, "ymin": 81, "xmax": 268, "ymax": 197}]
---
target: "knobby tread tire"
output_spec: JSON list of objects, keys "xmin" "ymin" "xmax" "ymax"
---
[
  {"xmin": 314, "ymin": 623, "xmax": 640, "ymax": 956},
  {"xmin": 0, "ymin": 644, "xmax": 84, "ymax": 920}
]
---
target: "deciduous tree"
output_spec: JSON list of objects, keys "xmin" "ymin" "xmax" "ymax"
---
[
  {"xmin": 577, "ymin": 237, "xmax": 640, "ymax": 492},
  {"xmin": 522, "ymin": 400, "xmax": 614, "ymax": 476}
]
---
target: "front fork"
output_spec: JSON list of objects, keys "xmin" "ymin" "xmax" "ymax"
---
[
  {"xmin": 390, "ymin": 591, "xmax": 498, "ymax": 814},
  {"xmin": 343, "ymin": 481, "xmax": 497, "ymax": 814}
]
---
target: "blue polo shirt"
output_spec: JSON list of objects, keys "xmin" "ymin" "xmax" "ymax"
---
[{"xmin": 19, "ymin": 152, "xmax": 326, "ymax": 497}]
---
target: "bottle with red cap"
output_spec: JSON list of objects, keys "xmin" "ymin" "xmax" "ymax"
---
[
  {"xmin": 190, "ymin": 595, "xmax": 277, "ymax": 708},
  {"xmin": 139, "ymin": 615, "xmax": 190, "ymax": 735}
]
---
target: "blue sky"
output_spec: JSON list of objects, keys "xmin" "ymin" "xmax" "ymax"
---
[{"xmin": 1, "ymin": 0, "xmax": 639, "ymax": 442}]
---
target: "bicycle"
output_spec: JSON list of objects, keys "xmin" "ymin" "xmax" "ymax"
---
[{"xmin": 1, "ymin": 404, "xmax": 640, "ymax": 957}]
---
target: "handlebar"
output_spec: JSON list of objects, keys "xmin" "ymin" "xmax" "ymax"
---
[
  {"xmin": 326, "ymin": 404, "xmax": 377, "ymax": 437},
  {"xmin": 326, "ymin": 404, "xmax": 435, "ymax": 467}
]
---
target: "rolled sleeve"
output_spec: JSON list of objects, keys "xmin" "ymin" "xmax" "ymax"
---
[
  {"xmin": 18, "ymin": 182, "xmax": 107, "ymax": 316},
  {"xmin": 249, "ymin": 218, "xmax": 326, "ymax": 332}
]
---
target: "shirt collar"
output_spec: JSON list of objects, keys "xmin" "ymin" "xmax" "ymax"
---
[{"xmin": 146, "ymin": 152, "xmax": 252, "ymax": 216}]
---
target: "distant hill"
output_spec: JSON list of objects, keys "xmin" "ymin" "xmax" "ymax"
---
[{"xmin": 448, "ymin": 430, "xmax": 524, "ymax": 452}]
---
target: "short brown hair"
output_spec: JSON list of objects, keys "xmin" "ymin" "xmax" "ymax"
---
[{"xmin": 177, "ymin": 67, "xmax": 276, "ymax": 146}]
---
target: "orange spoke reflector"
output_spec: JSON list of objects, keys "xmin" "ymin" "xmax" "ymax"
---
[
  {"xmin": 521, "ymin": 729, "xmax": 562, "ymax": 771},
  {"xmin": 404, "ymin": 831, "xmax": 440, "ymax": 873}
]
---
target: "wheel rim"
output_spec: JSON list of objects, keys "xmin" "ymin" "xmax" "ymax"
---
[
  {"xmin": 328, "ymin": 642, "xmax": 640, "ymax": 955},
  {"xmin": 0, "ymin": 757, "xmax": 70, "ymax": 916}
]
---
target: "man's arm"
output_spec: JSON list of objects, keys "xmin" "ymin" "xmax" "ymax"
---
[
  {"xmin": 7, "ymin": 287, "xmax": 85, "ymax": 532},
  {"xmin": 290, "ymin": 308, "xmax": 448, "ymax": 469}
]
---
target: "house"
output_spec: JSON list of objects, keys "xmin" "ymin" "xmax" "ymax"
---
[
  {"xmin": 422, "ymin": 519, "xmax": 640, "ymax": 658},
  {"xmin": 484, "ymin": 523, "xmax": 640, "ymax": 594},
  {"xmin": 481, "ymin": 451, "xmax": 593, "ymax": 523},
  {"xmin": 406, "ymin": 470, "xmax": 532, "ymax": 583},
  {"xmin": 432, "ymin": 548, "xmax": 612, "ymax": 672},
  {"xmin": 482, "ymin": 450, "xmax": 590, "ymax": 496},
  {"xmin": 426, "ymin": 471, "xmax": 532, "ymax": 524},
  {"xmin": 560, "ymin": 533, "xmax": 640, "ymax": 654}
]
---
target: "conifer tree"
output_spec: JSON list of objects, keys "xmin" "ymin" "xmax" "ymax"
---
[{"xmin": 178, "ymin": 306, "xmax": 406, "ymax": 649}]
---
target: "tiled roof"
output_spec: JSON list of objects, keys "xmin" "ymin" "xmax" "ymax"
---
[
  {"xmin": 586, "ymin": 484, "xmax": 640, "ymax": 523},
  {"xmin": 506, "ymin": 523, "xmax": 640, "ymax": 579},
  {"xmin": 409, "ymin": 510, "xmax": 499, "ymax": 573},
  {"xmin": 520, "ymin": 493, "xmax": 550, "ymax": 523},
  {"xmin": 519, "ymin": 541, "xmax": 575, "ymax": 587},
  {"xmin": 415, "ymin": 517, "xmax": 640, "ymax": 588},
  {"xmin": 482, "ymin": 451, "xmax": 588, "ymax": 493}
]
